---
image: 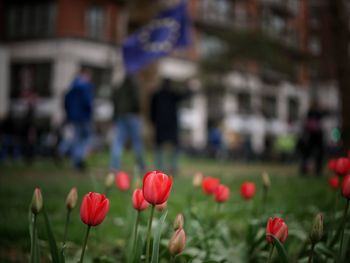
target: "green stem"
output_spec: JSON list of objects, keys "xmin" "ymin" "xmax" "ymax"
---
[
  {"xmin": 170, "ymin": 255, "xmax": 176, "ymax": 263},
  {"xmin": 216, "ymin": 203, "xmax": 221, "ymax": 214},
  {"xmin": 308, "ymin": 243, "xmax": 315, "ymax": 263},
  {"xmin": 79, "ymin": 225, "xmax": 91, "ymax": 263},
  {"xmin": 267, "ymin": 244, "xmax": 274, "ymax": 263},
  {"xmin": 339, "ymin": 199, "xmax": 349, "ymax": 259},
  {"xmin": 262, "ymin": 187, "xmax": 268, "ymax": 214},
  {"xmin": 132, "ymin": 211, "xmax": 140, "ymax": 253},
  {"xmin": 30, "ymin": 214, "xmax": 37, "ymax": 263},
  {"xmin": 145, "ymin": 205, "xmax": 155, "ymax": 263},
  {"xmin": 63, "ymin": 209, "xmax": 71, "ymax": 246}
]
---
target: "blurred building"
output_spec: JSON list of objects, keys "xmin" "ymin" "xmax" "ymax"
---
[
  {"xmin": 0, "ymin": 0, "xmax": 343, "ymax": 156},
  {"xmin": 0, "ymin": 0, "xmax": 124, "ymax": 123}
]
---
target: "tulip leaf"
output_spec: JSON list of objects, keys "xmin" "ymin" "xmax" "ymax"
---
[
  {"xmin": 269, "ymin": 235, "xmax": 289, "ymax": 263},
  {"xmin": 42, "ymin": 206, "xmax": 61, "ymax": 263},
  {"xmin": 151, "ymin": 210, "xmax": 168, "ymax": 263}
]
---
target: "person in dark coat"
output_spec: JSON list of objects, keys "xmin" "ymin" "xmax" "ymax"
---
[
  {"xmin": 110, "ymin": 74, "xmax": 145, "ymax": 172},
  {"xmin": 298, "ymin": 101, "xmax": 325, "ymax": 176},
  {"xmin": 150, "ymin": 78, "xmax": 192, "ymax": 174},
  {"xmin": 62, "ymin": 68, "xmax": 94, "ymax": 170}
]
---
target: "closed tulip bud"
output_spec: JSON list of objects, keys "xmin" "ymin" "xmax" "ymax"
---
[
  {"xmin": 193, "ymin": 172, "xmax": 203, "ymax": 187},
  {"xmin": 80, "ymin": 192, "xmax": 109, "ymax": 226},
  {"xmin": 262, "ymin": 172, "xmax": 271, "ymax": 189},
  {"xmin": 142, "ymin": 171, "xmax": 172, "ymax": 205},
  {"xmin": 173, "ymin": 213, "xmax": 184, "ymax": 230},
  {"xmin": 66, "ymin": 187, "xmax": 78, "ymax": 210},
  {"xmin": 202, "ymin": 176, "xmax": 220, "ymax": 195},
  {"xmin": 310, "ymin": 213, "xmax": 323, "ymax": 244},
  {"xmin": 115, "ymin": 171, "xmax": 131, "ymax": 191},
  {"xmin": 105, "ymin": 173, "xmax": 114, "ymax": 189},
  {"xmin": 155, "ymin": 201, "xmax": 167, "ymax": 211},
  {"xmin": 31, "ymin": 187, "xmax": 43, "ymax": 215},
  {"xmin": 341, "ymin": 174, "xmax": 350, "ymax": 199},
  {"xmin": 168, "ymin": 228, "xmax": 186, "ymax": 255},
  {"xmin": 266, "ymin": 217, "xmax": 288, "ymax": 244}
]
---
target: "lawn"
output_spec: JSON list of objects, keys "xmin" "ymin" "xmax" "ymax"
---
[{"xmin": 0, "ymin": 152, "xmax": 341, "ymax": 263}]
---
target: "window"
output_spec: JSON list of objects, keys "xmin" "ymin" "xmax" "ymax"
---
[
  {"xmin": 200, "ymin": 0, "xmax": 232, "ymax": 25},
  {"xmin": 5, "ymin": 2, "xmax": 56, "ymax": 39},
  {"xmin": 80, "ymin": 65, "xmax": 112, "ymax": 99},
  {"xmin": 309, "ymin": 36, "xmax": 321, "ymax": 55},
  {"xmin": 262, "ymin": 95, "xmax": 277, "ymax": 119},
  {"xmin": 287, "ymin": 96, "xmax": 299, "ymax": 122},
  {"xmin": 86, "ymin": 5, "xmax": 105, "ymax": 40},
  {"xmin": 237, "ymin": 91, "xmax": 252, "ymax": 114},
  {"xmin": 10, "ymin": 62, "xmax": 52, "ymax": 98}
]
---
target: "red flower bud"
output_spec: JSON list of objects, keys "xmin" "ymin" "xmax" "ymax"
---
[
  {"xmin": 80, "ymin": 192, "xmax": 109, "ymax": 226},
  {"xmin": 240, "ymin": 182, "xmax": 256, "ymax": 200},
  {"xmin": 115, "ymin": 171, "xmax": 130, "ymax": 191},
  {"xmin": 132, "ymin": 189, "xmax": 149, "ymax": 211},
  {"xmin": 168, "ymin": 228, "xmax": 186, "ymax": 255},
  {"xmin": 266, "ymin": 217, "xmax": 288, "ymax": 244},
  {"xmin": 341, "ymin": 174, "xmax": 350, "ymax": 199},
  {"xmin": 66, "ymin": 187, "xmax": 78, "ymax": 210},
  {"xmin": 31, "ymin": 187, "xmax": 43, "ymax": 215},
  {"xmin": 328, "ymin": 176, "xmax": 339, "ymax": 190},
  {"xmin": 202, "ymin": 176, "xmax": 220, "ymax": 195},
  {"xmin": 142, "ymin": 171, "xmax": 172, "ymax": 205},
  {"xmin": 214, "ymin": 184, "xmax": 230, "ymax": 203},
  {"xmin": 335, "ymin": 158, "xmax": 350, "ymax": 176},
  {"xmin": 328, "ymin": 159, "xmax": 337, "ymax": 172}
]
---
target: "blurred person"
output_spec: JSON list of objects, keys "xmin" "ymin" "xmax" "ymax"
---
[
  {"xmin": 62, "ymin": 68, "xmax": 94, "ymax": 171},
  {"xmin": 207, "ymin": 121, "xmax": 223, "ymax": 159},
  {"xmin": 150, "ymin": 78, "xmax": 197, "ymax": 174},
  {"xmin": 298, "ymin": 101, "xmax": 326, "ymax": 176},
  {"xmin": 110, "ymin": 74, "xmax": 145, "ymax": 172}
]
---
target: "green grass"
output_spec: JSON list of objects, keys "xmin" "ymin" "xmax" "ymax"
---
[{"xmin": 0, "ymin": 152, "xmax": 338, "ymax": 262}]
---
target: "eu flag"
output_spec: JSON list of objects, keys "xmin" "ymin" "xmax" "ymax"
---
[{"xmin": 122, "ymin": 1, "xmax": 190, "ymax": 73}]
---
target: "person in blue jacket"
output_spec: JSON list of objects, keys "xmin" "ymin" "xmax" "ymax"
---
[{"xmin": 62, "ymin": 68, "xmax": 94, "ymax": 170}]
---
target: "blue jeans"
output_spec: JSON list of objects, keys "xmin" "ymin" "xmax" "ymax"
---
[
  {"xmin": 110, "ymin": 115, "xmax": 145, "ymax": 171},
  {"xmin": 70, "ymin": 122, "xmax": 92, "ymax": 167}
]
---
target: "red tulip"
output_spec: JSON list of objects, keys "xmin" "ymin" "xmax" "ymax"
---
[
  {"xmin": 80, "ymin": 192, "xmax": 109, "ymax": 226},
  {"xmin": 115, "ymin": 171, "xmax": 130, "ymax": 191},
  {"xmin": 341, "ymin": 174, "xmax": 350, "ymax": 199},
  {"xmin": 214, "ymin": 184, "xmax": 230, "ymax": 203},
  {"xmin": 142, "ymin": 171, "xmax": 172, "ymax": 205},
  {"xmin": 240, "ymin": 182, "xmax": 256, "ymax": 200},
  {"xmin": 335, "ymin": 158, "xmax": 350, "ymax": 176},
  {"xmin": 328, "ymin": 159, "xmax": 337, "ymax": 172},
  {"xmin": 266, "ymin": 217, "xmax": 288, "ymax": 243},
  {"xmin": 202, "ymin": 176, "xmax": 220, "ymax": 195},
  {"xmin": 132, "ymin": 189, "xmax": 149, "ymax": 211},
  {"xmin": 328, "ymin": 176, "xmax": 339, "ymax": 190}
]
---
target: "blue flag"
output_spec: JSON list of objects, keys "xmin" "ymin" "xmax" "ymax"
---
[{"xmin": 122, "ymin": 1, "xmax": 190, "ymax": 73}]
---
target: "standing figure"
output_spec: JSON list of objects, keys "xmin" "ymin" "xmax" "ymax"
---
[
  {"xmin": 110, "ymin": 74, "xmax": 145, "ymax": 172},
  {"xmin": 298, "ymin": 101, "xmax": 325, "ymax": 176},
  {"xmin": 150, "ymin": 78, "xmax": 192, "ymax": 175},
  {"xmin": 63, "ymin": 68, "xmax": 94, "ymax": 170}
]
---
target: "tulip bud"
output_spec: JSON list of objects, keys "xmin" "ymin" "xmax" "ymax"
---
[
  {"xmin": 168, "ymin": 228, "xmax": 186, "ymax": 255},
  {"xmin": 66, "ymin": 187, "xmax": 78, "ymax": 210},
  {"xmin": 193, "ymin": 172, "xmax": 203, "ymax": 187},
  {"xmin": 155, "ymin": 201, "xmax": 167, "ymax": 212},
  {"xmin": 309, "ymin": 213, "xmax": 323, "ymax": 244},
  {"xmin": 105, "ymin": 173, "xmax": 114, "ymax": 189},
  {"xmin": 173, "ymin": 213, "xmax": 184, "ymax": 230},
  {"xmin": 261, "ymin": 172, "xmax": 270, "ymax": 189},
  {"xmin": 31, "ymin": 188, "xmax": 43, "ymax": 215}
]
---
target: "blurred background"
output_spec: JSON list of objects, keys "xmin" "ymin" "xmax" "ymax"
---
[{"xmin": 0, "ymin": 0, "xmax": 349, "ymax": 164}]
